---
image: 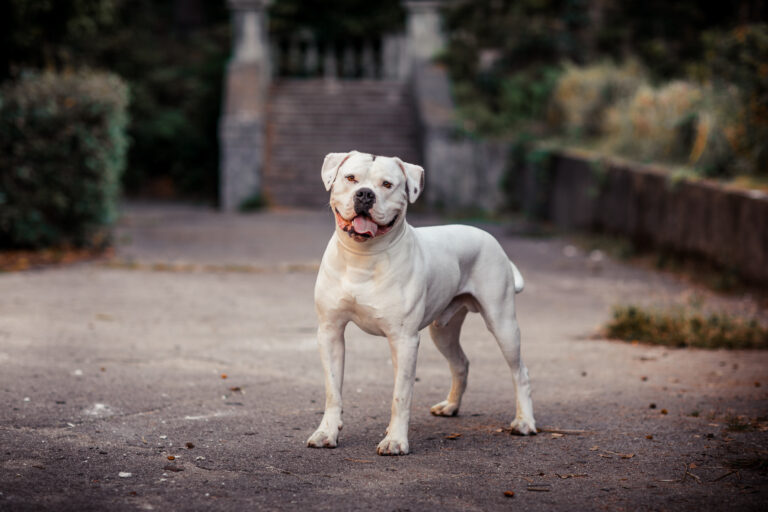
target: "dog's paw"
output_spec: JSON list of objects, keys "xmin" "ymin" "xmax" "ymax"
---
[
  {"xmin": 430, "ymin": 400, "xmax": 459, "ymax": 417},
  {"xmin": 307, "ymin": 429, "xmax": 339, "ymax": 448},
  {"xmin": 376, "ymin": 436, "xmax": 409, "ymax": 456},
  {"xmin": 509, "ymin": 417, "xmax": 537, "ymax": 436}
]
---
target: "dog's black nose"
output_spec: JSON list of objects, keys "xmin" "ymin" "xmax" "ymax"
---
[
  {"xmin": 354, "ymin": 187, "xmax": 375, "ymax": 214},
  {"xmin": 355, "ymin": 188, "xmax": 375, "ymax": 202}
]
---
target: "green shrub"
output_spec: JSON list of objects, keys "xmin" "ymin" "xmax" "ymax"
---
[
  {"xmin": 701, "ymin": 24, "xmax": 768, "ymax": 176},
  {"xmin": 0, "ymin": 71, "xmax": 129, "ymax": 248},
  {"xmin": 1, "ymin": 1, "xmax": 230, "ymax": 200},
  {"xmin": 453, "ymin": 66, "xmax": 562, "ymax": 136}
]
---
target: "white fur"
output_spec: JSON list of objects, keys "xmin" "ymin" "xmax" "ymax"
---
[{"xmin": 307, "ymin": 151, "xmax": 536, "ymax": 455}]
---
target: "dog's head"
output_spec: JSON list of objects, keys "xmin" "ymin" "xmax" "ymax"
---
[{"xmin": 322, "ymin": 150, "xmax": 424, "ymax": 243}]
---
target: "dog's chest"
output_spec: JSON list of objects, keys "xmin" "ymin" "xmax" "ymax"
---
[{"xmin": 331, "ymin": 265, "xmax": 404, "ymax": 337}]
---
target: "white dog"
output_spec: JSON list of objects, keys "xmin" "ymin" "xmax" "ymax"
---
[{"xmin": 307, "ymin": 150, "xmax": 536, "ymax": 455}]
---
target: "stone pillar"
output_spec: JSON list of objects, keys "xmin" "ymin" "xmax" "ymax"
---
[
  {"xmin": 403, "ymin": 1, "xmax": 445, "ymax": 68},
  {"xmin": 219, "ymin": 0, "xmax": 270, "ymax": 211}
]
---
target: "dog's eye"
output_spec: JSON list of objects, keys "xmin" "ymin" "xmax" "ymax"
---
[
  {"xmin": 382, "ymin": 181, "xmax": 392, "ymax": 189},
  {"xmin": 345, "ymin": 175, "xmax": 356, "ymax": 183}
]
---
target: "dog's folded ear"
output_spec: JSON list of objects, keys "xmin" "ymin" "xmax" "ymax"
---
[
  {"xmin": 321, "ymin": 151, "xmax": 355, "ymax": 191},
  {"xmin": 394, "ymin": 158, "xmax": 425, "ymax": 203}
]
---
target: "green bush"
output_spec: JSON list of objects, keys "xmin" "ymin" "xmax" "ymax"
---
[
  {"xmin": 0, "ymin": 71, "xmax": 129, "ymax": 248},
  {"xmin": 702, "ymin": 24, "xmax": 768, "ymax": 176},
  {"xmin": 2, "ymin": 1, "xmax": 230, "ymax": 200},
  {"xmin": 453, "ymin": 66, "xmax": 562, "ymax": 136}
]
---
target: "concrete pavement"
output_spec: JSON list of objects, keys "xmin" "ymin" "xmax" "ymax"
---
[{"xmin": 1, "ymin": 202, "xmax": 766, "ymax": 510}]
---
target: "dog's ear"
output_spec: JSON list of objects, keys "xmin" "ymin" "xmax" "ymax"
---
[
  {"xmin": 394, "ymin": 158, "xmax": 425, "ymax": 203},
  {"xmin": 321, "ymin": 151, "xmax": 354, "ymax": 191}
]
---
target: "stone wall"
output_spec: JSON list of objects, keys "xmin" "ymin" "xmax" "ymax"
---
[
  {"xmin": 512, "ymin": 148, "xmax": 768, "ymax": 284},
  {"xmin": 411, "ymin": 62, "xmax": 508, "ymax": 212}
]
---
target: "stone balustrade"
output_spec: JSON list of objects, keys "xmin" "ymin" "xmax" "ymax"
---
[{"xmin": 270, "ymin": 35, "xmax": 407, "ymax": 80}]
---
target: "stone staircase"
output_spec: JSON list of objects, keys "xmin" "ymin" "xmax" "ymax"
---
[{"xmin": 263, "ymin": 79, "xmax": 422, "ymax": 209}]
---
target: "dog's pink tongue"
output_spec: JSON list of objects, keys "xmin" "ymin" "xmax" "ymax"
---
[{"xmin": 353, "ymin": 216, "xmax": 378, "ymax": 236}]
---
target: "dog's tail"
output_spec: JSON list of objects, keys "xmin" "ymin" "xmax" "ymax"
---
[{"xmin": 510, "ymin": 261, "xmax": 525, "ymax": 294}]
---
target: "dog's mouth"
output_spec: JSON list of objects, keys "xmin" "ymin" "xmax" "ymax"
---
[{"xmin": 335, "ymin": 209, "xmax": 398, "ymax": 242}]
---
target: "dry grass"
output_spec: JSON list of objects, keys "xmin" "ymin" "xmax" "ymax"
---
[
  {"xmin": 549, "ymin": 61, "xmax": 645, "ymax": 138},
  {"xmin": 604, "ymin": 304, "xmax": 768, "ymax": 349}
]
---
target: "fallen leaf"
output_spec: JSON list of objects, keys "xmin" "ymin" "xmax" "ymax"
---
[
  {"xmin": 167, "ymin": 455, "xmax": 175, "ymax": 461},
  {"xmin": 221, "ymin": 374, "xmax": 228, "ymax": 379},
  {"xmin": 503, "ymin": 490, "xmax": 515, "ymax": 497},
  {"xmin": 646, "ymin": 435, "xmax": 654, "ymax": 440},
  {"xmin": 601, "ymin": 449, "xmax": 635, "ymax": 459},
  {"xmin": 229, "ymin": 386, "xmax": 242, "ymax": 392},
  {"xmin": 661, "ymin": 409, "xmax": 668, "ymax": 415},
  {"xmin": 445, "ymin": 433, "xmax": 462, "ymax": 440}
]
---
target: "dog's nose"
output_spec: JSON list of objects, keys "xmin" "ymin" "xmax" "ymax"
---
[
  {"xmin": 354, "ymin": 188, "xmax": 376, "ymax": 213},
  {"xmin": 355, "ymin": 188, "xmax": 375, "ymax": 202}
]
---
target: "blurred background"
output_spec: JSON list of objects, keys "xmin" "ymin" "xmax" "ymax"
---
[{"xmin": 0, "ymin": 0, "xmax": 766, "ymax": 277}]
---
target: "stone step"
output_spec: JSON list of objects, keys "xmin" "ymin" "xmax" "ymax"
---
[{"xmin": 263, "ymin": 79, "xmax": 421, "ymax": 208}]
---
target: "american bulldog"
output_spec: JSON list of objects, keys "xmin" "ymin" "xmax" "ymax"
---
[{"xmin": 307, "ymin": 150, "xmax": 536, "ymax": 455}]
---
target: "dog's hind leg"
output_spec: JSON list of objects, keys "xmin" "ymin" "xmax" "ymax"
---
[
  {"xmin": 480, "ymin": 296, "xmax": 537, "ymax": 435},
  {"xmin": 429, "ymin": 306, "xmax": 469, "ymax": 417}
]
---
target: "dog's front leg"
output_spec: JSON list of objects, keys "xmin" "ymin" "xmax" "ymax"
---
[
  {"xmin": 307, "ymin": 322, "xmax": 346, "ymax": 448},
  {"xmin": 377, "ymin": 333, "xmax": 420, "ymax": 455}
]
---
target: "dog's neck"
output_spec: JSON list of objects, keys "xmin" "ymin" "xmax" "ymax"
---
[{"xmin": 333, "ymin": 216, "xmax": 409, "ymax": 256}]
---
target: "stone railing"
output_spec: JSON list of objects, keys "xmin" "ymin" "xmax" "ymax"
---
[{"xmin": 270, "ymin": 34, "xmax": 407, "ymax": 80}]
